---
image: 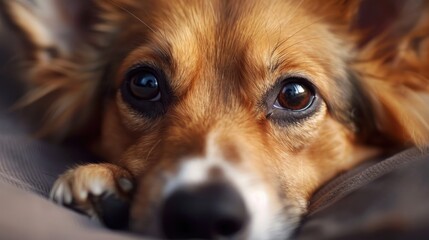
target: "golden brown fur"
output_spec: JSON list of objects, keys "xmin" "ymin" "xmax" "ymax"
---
[{"xmin": 2, "ymin": 0, "xmax": 429, "ymax": 238}]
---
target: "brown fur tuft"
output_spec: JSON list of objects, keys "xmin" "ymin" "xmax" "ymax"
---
[
  {"xmin": 0, "ymin": 0, "xmax": 134, "ymax": 138},
  {"xmin": 351, "ymin": 0, "xmax": 429, "ymax": 146}
]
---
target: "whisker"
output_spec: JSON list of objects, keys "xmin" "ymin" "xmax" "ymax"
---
[
  {"xmin": 269, "ymin": 0, "xmax": 305, "ymax": 66},
  {"xmin": 270, "ymin": 16, "xmax": 326, "ymax": 70},
  {"xmin": 145, "ymin": 139, "xmax": 162, "ymax": 162},
  {"xmin": 283, "ymin": 16, "xmax": 326, "ymax": 46},
  {"xmin": 271, "ymin": 37, "xmax": 322, "ymax": 70},
  {"xmin": 108, "ymin": 0, "xmax": 158, "ymax": 36},
  {"xmin": 282, "ymin": 0, "xmax": 306, "ymax": 27}
]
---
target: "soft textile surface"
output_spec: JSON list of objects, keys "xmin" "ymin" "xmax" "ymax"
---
[
  {"xmin": 0, "ymin": 135, "xmax": 94, "ymax": 196},
  {"xmin": 297, "ymin": 147, "xmax": 429, "ymax": 240},
  {"xmin": 0, "ymin": 182, "xmax": 141, "ymax": 240}
]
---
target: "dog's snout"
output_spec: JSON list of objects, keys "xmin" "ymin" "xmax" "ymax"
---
[{"xmin": 161, "ymin": 182, "xmax": 248, "ymax": 239}]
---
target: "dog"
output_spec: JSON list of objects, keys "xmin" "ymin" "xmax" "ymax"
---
[{"xmin": 1, "ymin": 0, "xmax": 429, "ymax": 239}]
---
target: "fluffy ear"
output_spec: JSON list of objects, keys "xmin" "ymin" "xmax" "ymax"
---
[
  {"xmin": 2, "ymin": 0, "xmax": 91, "ymax": 60},
  {"xmin": 0, "ymin": 0, "xmax": 126, "ymax": 139},
  {"xmin": 349, "ymin": 0, "xmax": 429, "ymax": 147}
]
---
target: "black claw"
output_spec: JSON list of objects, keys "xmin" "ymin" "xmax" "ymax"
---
[{"xmin": 92, "ymin": 193, "xmax": 131, "ymax": 230}]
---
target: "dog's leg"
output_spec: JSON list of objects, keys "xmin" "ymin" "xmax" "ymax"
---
[{"xmin": 50, "ymin": 163, "xmax": 134, "ymax": 228}]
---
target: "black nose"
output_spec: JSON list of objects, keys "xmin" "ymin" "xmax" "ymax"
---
[{"xmin": 161, "ymin": 182, "xmax": 249, "ymax": 239}]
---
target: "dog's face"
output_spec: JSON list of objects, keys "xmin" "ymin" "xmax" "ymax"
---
[
  {"xmin": 96, "ymin": 1, "xmax": 377, "ymax": 237},
  {"xmin": 3, "ymin": 0, "xmax": 429, "ymax": 239}
]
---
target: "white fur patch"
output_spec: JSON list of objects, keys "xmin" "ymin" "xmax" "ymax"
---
[
  {"xmin": 50, "ymin": 173, "xmax": 117, "ymax": 206},
  {"xmin": 162, "ymin": 132, "xmax": 294, "ymax": 240}
]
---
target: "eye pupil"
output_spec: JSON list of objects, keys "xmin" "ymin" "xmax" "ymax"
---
[
  {"xmin": 130, "ymin": 72, "xmax": 160, "ymax": 100},
  {"xmin": 277, "ymin": 82, "xmax": 313, "ymax": 111}
]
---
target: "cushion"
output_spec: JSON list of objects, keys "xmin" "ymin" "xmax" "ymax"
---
[{"xmin": 297, "ymin": 147, "xmax": 429, "ymax": 240}]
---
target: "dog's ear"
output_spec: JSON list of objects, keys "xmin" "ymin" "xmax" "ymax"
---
[
  {"xmin": 1, "ymin": 0, "xmax": 126, "ymax": 139},
  {"xmin": 348, "ymin": 0, "xmax": 429, "ymax": 147},
  {"xmin": 2, "ymin": 0, "xmax": 92, "ymax": 61}
]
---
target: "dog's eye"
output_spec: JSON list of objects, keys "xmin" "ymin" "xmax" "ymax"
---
[
  {"xmin": 265, "ymin": 77, "xmax": 320, "ymax": 124},
  {"xmin": 121, "ymin": 66, "xmax": 170, "ymax": 118},
  {"xmin": 274, "ymin": 81, "xmax": 315, "ymax": 111},
  {"xmin": 130, "ymin": 72, "xmax": 160, "ymax": 101}
]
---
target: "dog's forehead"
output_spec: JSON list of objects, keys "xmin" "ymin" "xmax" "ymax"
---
[{"xmin": 119, "ymin": 0, "xmax": 349, "ymax": 105}]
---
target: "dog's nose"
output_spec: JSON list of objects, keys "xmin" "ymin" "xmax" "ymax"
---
[{"xmin": 161, "ymin": 182, "xmax": 249, "ymax": 239}]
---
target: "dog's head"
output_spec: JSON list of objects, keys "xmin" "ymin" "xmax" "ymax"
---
[{"xmin": 2, "ymin": 0, "xmax": 429, "ymax": 238}]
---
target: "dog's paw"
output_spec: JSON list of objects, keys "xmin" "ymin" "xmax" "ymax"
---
[{"xmin": 50, "ymin": 163, "xmax": 134, "ymax": 228}]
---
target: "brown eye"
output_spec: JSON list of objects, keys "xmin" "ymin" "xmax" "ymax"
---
[
  {"xmin": 130, "ymin": 72, "xmax": 160, "ymax": 100},
  {"xmin": 275, "ymin": 82, "xmax": 314, "ymax": 111}
]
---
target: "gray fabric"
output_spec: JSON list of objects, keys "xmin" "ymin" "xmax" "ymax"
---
[
  {"xmin": 0, "ymin": 135, "xmax": 94, "ymax": 196},
  {"xmin": 307, "ymin": 147, "xmax": 429, "ymax": 215},
  {"xmin": 0, "ymin": 181, "xmax": 141, "ymax": 240},
  {"xmin": 296, "ymin": 147, "xmax": 429, "ymax": 240}
]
